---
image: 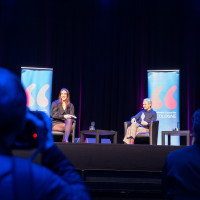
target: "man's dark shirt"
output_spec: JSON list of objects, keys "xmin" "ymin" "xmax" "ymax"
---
[{"xmin": 131, "ymin": 109, "xmax": 157, "ymax": 127}]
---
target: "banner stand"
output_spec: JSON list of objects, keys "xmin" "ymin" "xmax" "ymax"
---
[
  {"xmin": 21, "ymin": 67, "xmax": 53, "ymax": 116},
  {"xmin": 148, "ymin": 70, "xmax": 180, "ymax": 145}
]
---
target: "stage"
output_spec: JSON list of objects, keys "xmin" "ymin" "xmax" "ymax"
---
[{"xmin": 13, "ymin": 143, "xmax": 184, "ymax": 199}]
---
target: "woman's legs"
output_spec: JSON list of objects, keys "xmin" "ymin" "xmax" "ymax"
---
[
  {"xmin": 52, "ymin": 119, "xmax": 73, "ymax": 142},
  {"xmin": 63, "ymin": 118, "xmax": 73, "ymax": 142},
  {"xmin": 52, "ymin": 123, "xmax": 65, "ymax": 132}
]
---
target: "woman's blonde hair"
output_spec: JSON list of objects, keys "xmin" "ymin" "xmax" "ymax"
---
[{"xmin": 59, "ymin": 88, "xmax": 70, "ymax": 107}]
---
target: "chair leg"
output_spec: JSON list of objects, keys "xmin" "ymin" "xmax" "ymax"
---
[{"xmin": 72, "ymin": 130, "xmax": 75, "ymax": 143}]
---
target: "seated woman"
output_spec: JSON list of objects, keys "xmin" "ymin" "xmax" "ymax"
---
[{"xmin": 51, "ymin": 88, "xmax": 76, "ymax": 143}]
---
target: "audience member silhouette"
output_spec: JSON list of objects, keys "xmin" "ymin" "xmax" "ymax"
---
[
  {"xmin": 0, "ymin": 67, "xmax": 90, "ymax": 200},
  {"xmin": 162, "ymin": 109, "xmax": 200, "ymax": 200}
]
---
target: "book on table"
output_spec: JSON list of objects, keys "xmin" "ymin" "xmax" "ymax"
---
[{"xmin": 65, "ymin": 114, "xmax": 77, "ymax": 119}]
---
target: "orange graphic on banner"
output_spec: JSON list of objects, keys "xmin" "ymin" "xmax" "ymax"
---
[
  {"xmin": 164, "ymin": 86, "xmax": 177, "ymax": 109},
  {"xmin": 151, "ymin": 86, "xmax": 177, "ymax": 109},
  {"xmin": 150, "ymin": 86, "xmax": 163, "ymax": 109}
]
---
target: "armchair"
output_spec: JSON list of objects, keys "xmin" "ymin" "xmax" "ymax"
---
[
  {"xmin": 52, "ymin": 120, "xmax": 76, "ymax": 143},
  {"xmin": 124, "ymin": 120, "xmax": 159, "ymax": 145}
]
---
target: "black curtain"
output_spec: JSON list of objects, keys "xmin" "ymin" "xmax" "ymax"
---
[{"xmin": 1, "ymin": 0, "xmax": 200, "ymax": 143}]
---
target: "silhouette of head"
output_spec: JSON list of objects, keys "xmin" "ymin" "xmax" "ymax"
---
[
  {"xmin": 192, "ymin": 109, "xmax": 200, "ymax": 142},
  {"xmin": 0, "ymin": 67, "xmax": 27, "ymax": 140}
]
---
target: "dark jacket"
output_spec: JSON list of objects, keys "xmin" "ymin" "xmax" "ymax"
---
[
  {"xmin": 51, "ymin": 100, "xmax": 74, "ymax": 127},
  {"xmin": 162, "ymin": 143, "xmax": 200, "ymax": 200},
  {"xmin": 0, "ymin": 145, "xmax": 91, "ymax": 200}
]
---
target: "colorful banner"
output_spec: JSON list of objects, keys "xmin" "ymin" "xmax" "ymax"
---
[
  {"xmin": 21, "ymin": 67, "xmax": 53, "ymax": 116},
  {"xmin": 148, "ymin": 70, "xmax": 180, "ymax": 145}
]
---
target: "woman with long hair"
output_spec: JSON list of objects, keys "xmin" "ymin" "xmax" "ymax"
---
[{"xmin": 51, "ymin": 88, "xmax": 75, "ymax": 143}]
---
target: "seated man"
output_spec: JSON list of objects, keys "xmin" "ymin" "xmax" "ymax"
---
[
  {"xmin": 123, "ymin": 98, "xmax": 157, "ymax": 144},
  {"xmin": 162, "ymin": 109, "xmax": 200, "ymax": 199}
]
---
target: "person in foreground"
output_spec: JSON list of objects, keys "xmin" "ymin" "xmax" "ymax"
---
[
  {"xmin": 162, "ymin": 109, "xmax": 200, "ymax": 200},
  {"xmin": 51, "ymin": 88, "xmax": 76, "ymax": 143},
  {"xmin": 123, "ymin": 98, "xmax": 157, "ymax": 144},
  {"xmin": 0, "ymin": 67, "xmax": 91, "ymax": 200}
]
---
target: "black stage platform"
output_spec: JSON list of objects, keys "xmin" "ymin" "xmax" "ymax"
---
[{"xmin": 13, "ymin": 143, "xmax": 184, "ymax": 200}]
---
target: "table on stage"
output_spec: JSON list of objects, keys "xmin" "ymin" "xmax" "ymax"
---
[
  {"xmin": 162, "ymin": 130, "xmax": 191, "ymax": 146},
  {"xmin": 80, "ymin": 129, "xmax": 118, "ymax": 144}
]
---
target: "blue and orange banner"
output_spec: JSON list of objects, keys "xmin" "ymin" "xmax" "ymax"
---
[
  {"xmin": 148, "ymin": 70, "xmax": 180, "ymax": 145},
  {"xmin": 21, "ymin": 67, "xmax": 53, "ymax": 116}
]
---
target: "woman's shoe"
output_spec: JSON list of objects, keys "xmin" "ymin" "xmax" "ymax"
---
[{"xmin": 62, "ymin": 139, "xmax": 69, "ymax": 143}]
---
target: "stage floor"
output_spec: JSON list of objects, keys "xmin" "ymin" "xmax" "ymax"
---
[{"xmin": 13, "ymin": 143, "xmax": 184, "ymax": 199}]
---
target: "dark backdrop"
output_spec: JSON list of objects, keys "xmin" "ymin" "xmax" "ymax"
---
[{"xmin": 1, "ymin": 0, "xmax": 200, "ymax": 143}]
